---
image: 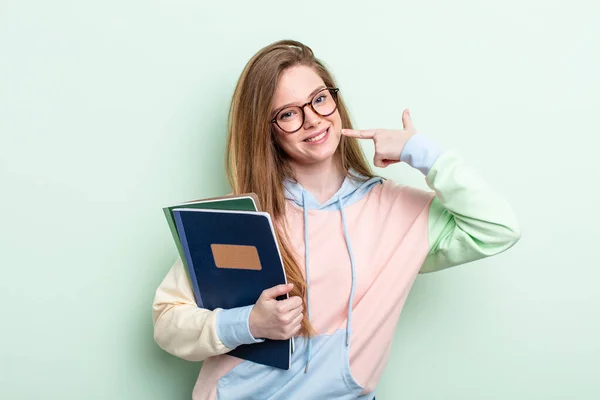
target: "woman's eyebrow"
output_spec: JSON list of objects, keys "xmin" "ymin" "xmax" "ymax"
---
[{"xmin": 271, "ymin": 86, "xmax": 326, "ymax": 117}]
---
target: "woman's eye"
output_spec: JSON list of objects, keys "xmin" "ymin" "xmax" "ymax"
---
[
  {"xmin": 279, "ymin": 110, "xmax": 296, "ymax": 120},
  {"xmin": 314, "ymin": 95, "xmax": 325, "ymax": 104}
]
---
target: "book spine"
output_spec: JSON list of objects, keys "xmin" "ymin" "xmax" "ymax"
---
[{"xmin": 173, "ymin": 210, "xmax": 205, "ymax": 308}]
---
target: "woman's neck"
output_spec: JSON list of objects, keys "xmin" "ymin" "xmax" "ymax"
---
[{"xmin": 291, "ymin": 156, "xmax": 346, "ymax": 205}]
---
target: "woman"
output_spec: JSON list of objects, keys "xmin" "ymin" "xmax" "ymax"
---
[{"xmin": 153, "ymin": 39, "xmax": 521, "ymax": 399}]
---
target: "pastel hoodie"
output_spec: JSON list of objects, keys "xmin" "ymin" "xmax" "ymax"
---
[{"xmin": 152, "ymin": 134, "xmax": 521, "ymax": 399}]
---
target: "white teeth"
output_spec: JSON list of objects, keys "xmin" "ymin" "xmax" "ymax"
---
[{"xmin": 305, "ymin": 128, "xmax": 328, "ymax": 143}]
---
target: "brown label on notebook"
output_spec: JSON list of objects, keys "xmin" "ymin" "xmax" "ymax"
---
[{"xmin": 211, "ymin": 244, "xmax": 262, "ymax": 270}]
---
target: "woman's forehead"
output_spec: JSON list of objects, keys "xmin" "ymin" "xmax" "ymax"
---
[{"xmin": 273, "ymin": 65, "xmax": 325, "ymax": 105}]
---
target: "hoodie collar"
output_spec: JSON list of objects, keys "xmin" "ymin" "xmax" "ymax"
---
[{"xmin": 283, "ymin": 169, "xmax": 383, "ymax": 211}]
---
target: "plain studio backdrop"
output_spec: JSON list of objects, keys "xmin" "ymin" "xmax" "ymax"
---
[{"xmin": 1, "ymin": 0, "xmax": 599, "ymax": 399}]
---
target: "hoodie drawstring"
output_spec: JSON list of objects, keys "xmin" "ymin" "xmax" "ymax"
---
[
  {"xmin": 337, "ymin": 197, "xmax": 356, "ymax": 347},
  {"xmin": 302, "ymin": 191, "xmax": 312, "ymax": 373},
  {"xmin": 301, "ymin": 191, "xmax": 357, "ymax": 374}
]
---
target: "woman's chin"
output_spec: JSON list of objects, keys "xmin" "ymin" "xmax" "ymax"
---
[{"xmin": 298, "ymin": 147, "xmax": 338, "ymax": 166}]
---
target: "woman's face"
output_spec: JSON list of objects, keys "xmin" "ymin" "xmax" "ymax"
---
[{"xmin": 270, "ymin": 65, "xmax": 342, "ymax": 167}]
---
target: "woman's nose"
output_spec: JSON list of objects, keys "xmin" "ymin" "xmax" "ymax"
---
[{"xmin": 302, "ymin": 105, "xmax": 321, "ymax": 129}]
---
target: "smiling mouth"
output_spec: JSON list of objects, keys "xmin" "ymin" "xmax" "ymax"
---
[{"xmin": 303, "ymin": 127, "xmax": 329, "ymax": 143}]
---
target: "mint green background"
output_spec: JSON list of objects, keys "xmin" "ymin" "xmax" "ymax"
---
[{"xmin": 1, "ymin": 1, "xmax": 599, "ymax": 399}]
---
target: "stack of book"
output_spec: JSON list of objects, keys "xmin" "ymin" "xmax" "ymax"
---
[{"xmin": 162, "ymin": 194, "xmax": 292, "ymax": 369}]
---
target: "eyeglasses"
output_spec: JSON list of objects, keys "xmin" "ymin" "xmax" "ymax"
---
[{"xmin": 270, "ymin": 87, "xmax": 340, "ymax": 133}]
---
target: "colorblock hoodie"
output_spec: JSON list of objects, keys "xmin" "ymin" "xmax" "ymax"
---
[{"xmin": 152, "ymin": 133, "xmax": 521, "ymax": 399}]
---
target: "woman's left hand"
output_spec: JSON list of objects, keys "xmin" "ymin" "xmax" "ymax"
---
[{"xmin": 341, "ymin": 109, "xmax": 416, "ymax": 168}]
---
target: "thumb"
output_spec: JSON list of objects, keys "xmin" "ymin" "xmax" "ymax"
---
[
  {"xmin": 402, "ymin": 109, "xmax": 415, "ymax": 131},
  {"xmin": 262, "ymin": 283, "xmax": 294, "ymax": 300}
]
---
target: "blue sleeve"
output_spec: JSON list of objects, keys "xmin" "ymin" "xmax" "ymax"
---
[
  {"xmin": 215, "ymin": 305, "xmax": 265, "ymax": 349},
  {"xmin": 400, "ymin": 133, "xmax": 445, "ymax": 175}
]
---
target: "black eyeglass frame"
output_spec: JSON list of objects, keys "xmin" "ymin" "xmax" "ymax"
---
[{"xmin": 270, "ymin": 87, "xmax": 340, "ymax": 133}]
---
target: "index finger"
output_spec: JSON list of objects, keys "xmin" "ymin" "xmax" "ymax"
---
[
  {"xmin": 341, "ymin": 129, "xmax": 376, "ymax": 139},
  {"xmin": 278, "ymin": 296, "xmax": 303, "ymax": 313}
]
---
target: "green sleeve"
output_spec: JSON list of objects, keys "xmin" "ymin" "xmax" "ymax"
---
[{"xmin": 419, "ymin": 151, "xmax": 521, "ymax": 273}]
